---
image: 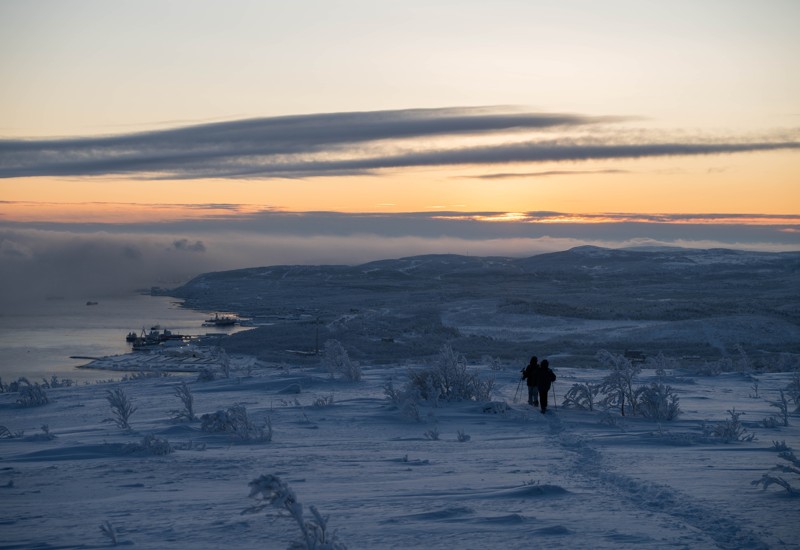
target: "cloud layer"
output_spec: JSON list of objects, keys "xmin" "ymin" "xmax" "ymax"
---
[
  {"xmin": 2, "ymin": 107, "xmax": 798, "ymax": 179},
  {"xmin": 2, "ymin": 209, "xmax": 798, "ymax": 307}
]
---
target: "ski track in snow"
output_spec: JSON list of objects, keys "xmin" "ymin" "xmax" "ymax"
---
[{"xmin": 551, "ymin": 414, "xmax": 770, "ymax": 550}]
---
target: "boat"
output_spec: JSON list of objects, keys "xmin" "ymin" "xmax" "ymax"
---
[
  {"xmin": 203, "ymin": 313, "xmax": 237, "ymax": 327},
  {"xmin": 86, "ymin": 301, "xmax": 99, "ymax": 306},
  {"xmin": 127, "ymin": 327, "xmax": 190, "ymax": 349}
]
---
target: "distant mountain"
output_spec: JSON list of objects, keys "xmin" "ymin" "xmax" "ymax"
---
[{"xmin": 168, "ymin": 246, "xmax": 800, "ymax": 366}]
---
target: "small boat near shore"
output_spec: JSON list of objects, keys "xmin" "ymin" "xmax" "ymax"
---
[
  {"xmin": 203, "ymin": 313, "xmax": 238, "ymax": 327},
  {"xmin": 126, "ymin": 327, "xmax": 190, "ymax": 350}
]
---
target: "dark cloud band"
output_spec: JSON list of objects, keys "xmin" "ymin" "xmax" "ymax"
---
[{"xmin": 1, "ymin": 107, "xmax": 797, "ymax": 179}]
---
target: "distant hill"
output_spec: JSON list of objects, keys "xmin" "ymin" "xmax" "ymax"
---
[{"xmin": 167, "ymin": 246, "xmax": 800, "ymax": 366}]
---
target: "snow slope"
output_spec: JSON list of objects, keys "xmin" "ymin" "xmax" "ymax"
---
[{"xmin": 1, "ymin": 360, "xmax": 798, "ymax": 549}]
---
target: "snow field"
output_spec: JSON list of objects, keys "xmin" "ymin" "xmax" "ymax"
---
[{"xmin": 1, "ymin": 361, "xmax": 798, "ymax": 549}]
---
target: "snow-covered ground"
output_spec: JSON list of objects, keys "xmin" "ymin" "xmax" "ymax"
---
[{"xmin": 1, "ymin": 357, "xmax": 798, "ymax": 549}]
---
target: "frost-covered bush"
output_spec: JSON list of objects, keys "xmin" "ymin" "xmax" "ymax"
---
[
  {"xmin": 647, "ymin": 352, "xmax": 679, "ymax": 376},
  {"xmin": 16, "ymin": 383, "xmax": 49, "ymax": 407},
  {"xmin": 761, "ymin": 416, "xmax": 781, "ymax": 429},
  {"xmin": 201, "ymin": 405, "xmax": 272, "ymax": 442},
  {"xmin": 170, "ymin": 381, "xmax": 196, "ymax": 422},
  {"xmin": 125, "ymin": 434, "xmax": 173, "ymax": 456},
  {"xmin": 482, "ymin": 355, "xmax": 503, "ymax": 371},
  {"xmin": 562, "ymin": 382, "xmax": 600, "ymax": 411},
  {"xmin": 482, "ymin": 401, "xmax": 510, "ymax": 414},
  {"xmin": 752, "ymin": 447, "xmax": 800, "ymax": 495},
  {"xmin": 213, "ymin": 347, "xmax": 231, "ymax": 379},
  {"xmin": 100, "ymin": 520, "xmax": 118, "ymax": 545},
  {"xmin": 694, "ymin": 359, "xmax": 727, "ymax": 376},
  {"xmin": 0, "ymin": 425, "xmax": 24, "ymax": 439},
  {"xmin": 40, "ymin": 376, "xmax": 73, "ymax": 389},
  {"xmin": 197, "ymin": 368, "xmax": 216, "ymax": 382},
  {"xmin": 769, "ymin": 390, "xmax": 790, "ymax": 427},
  {"xmin": 712, "ymin": 409, "xmax": 754, "ymax": 443},
  {"xmin": 424, "ymin": 426, "xmax": 440, "ymax": 441},
  {"xmin": 104, "ymin": 388, "xmax": 137, "ymax": 431},
  {"xmin": 786, "ymin": 372, "xmax": 800, "ymax": 413},
  {"xmin": 29, "ymin": 424, "xmax": 56, "ymax": 441},
  {"xmin": 596, "ymin": 350, "xmax": 641, "ymax": 417},
  {"xmin": 5, "ymin": 377, "xmax": 31, "ymax": 393},
  {"xmin": 383, "ymin": 379, "xmax": 421, "ymax": 421},
  {"xmin": 457, "ymin": 429, "xmax": 471, "ymax": 442},
  {"xmin": 407, "ymin": 345, "xmax": 494, "ymax": 403},
  {"xmin": 312, "ymin": 394, "xmax": 335, "ymax": 408},
  {"xmin": 246, "ymin": 474, "xmax": 347, "ymax": 549},
  {"xmin": 322, "ymin": 340, "xmax": 361, "ymax": 382},
  {"xmin": 121, "ymin": 371, "xmax": 169, "ymax": 381},
  {"xmin": 635, "ymin": 382, "xmax": 681, "ymax": 421}
]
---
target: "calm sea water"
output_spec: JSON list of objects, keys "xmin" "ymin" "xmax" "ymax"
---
[{"xmin": 0, "ymin": 295, "xmax": 225, "ymax": 383}]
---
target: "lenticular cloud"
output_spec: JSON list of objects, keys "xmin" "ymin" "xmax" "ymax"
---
[{"xmin": 0, "ymin": 106, "xmax": 798, "ymax": 179}]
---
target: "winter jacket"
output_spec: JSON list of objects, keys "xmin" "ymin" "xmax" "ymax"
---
[
  {"xmin": 535, "ymin": 366, "xmax": 556, "ymax": 392},
  {"xmin": 522, "ymin": 363, "xmax": 539, "ymax": 387}
]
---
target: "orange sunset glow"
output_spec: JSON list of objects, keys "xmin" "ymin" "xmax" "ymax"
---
[{"xmin": 0, "ymin": 0, "xmax": 798, "ymax": 300}]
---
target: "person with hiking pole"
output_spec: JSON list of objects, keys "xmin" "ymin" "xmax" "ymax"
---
[
  {"xmin": 535, "ymin": 359, "xmax": 556, "ymax": 414},
  {"xmin": 521, "ymin": 356, "xmax": 540, "ymax": 407}
]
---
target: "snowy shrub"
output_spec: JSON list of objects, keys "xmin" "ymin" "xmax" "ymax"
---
[
  {"xmin": 482, "ymin": 355, "xmax": 503, "ymax": 371},
  {"xmin": 752, "ymin": 449, "xmax": 800, "ymax": 495},
  {"xmin": 104, "ymin": 388, "xmax": 137, "ymax": 431},
  {"xmin": 246, "ymin": 474, "xmax": 347, "ymax": 549},
  {"xmin": 0, "ymin": 425, "xmax": 24, "ymax": 439},
  {"xmin": 562, "ymin": 382, "xmax": 600, "ymax": 411},
  {"xmin": 482, "ymin": 401, "xmax": 510, "ymax": 414},
  {"xmin": 772, "ymin": 440, "xmax": 791, "ymax": 452},
  {"xmin": 785, "ymin": 372, "xmax": 800, "ymax": 413},
  {"xmin": 407, "ymin": 345, "xmax": 494, "ymax": 403},
  {"xmin": 383, "ymin": 378, "xmax": 422, "ymax": 421},
  {"xmin": 596, "ymin": 350, "xmax": 641, "ymax": 417},
  {"xmin": 734, "ymin": 344, "xmax": 755, "ymax": 372},
  {"xmin": 457, "ymin": 429, "xmax": 471, "ymax": 442},
  {"xmin": 201, "ymin": 405, "xmax": 272, "ymax": 442},
  {"xmin": 647, "ymin": 352, "xmax": 679, "ymax": 376},
  {"xmin": 769, "ymin": 390, "xmax": 790, "ymax": 427},
  {"xmin": 598, "ymin": 411, "xmax": 622, "ymax": 428},
  {"xmin": 40, "ymin": 376, "xmax": 73, "ymax": 389},
  {"xmin": 694, "ymin": 359, "xmax": 727, "ymax": 376},
  {"xmin": 170, "ymin": 381, "xmax": 196, "ymax": 422},
  {"xmin": 635, "ymin": 383, "xmax": 681, "ymax": 421},
  {"xmin": 322, "ymin": 339, "xmax": 361, "ymax": 382},
  {"xmin": 214, "ymin": 346, "xmax": 232, "ymax": 379},
  {"xmin": 100, "ymin": 520, "xmax": 118, "ymax": 545},
  {"xmin": 761, "ymin": 416, "xmax": 781, "ymax": 429},
  {"xmin": 16, "ymin": 383, "xmax": 49, "ymax": 407},
  {"xmin": 712, "ymin": 408, "xmax": 754, "ymax": 443},
  {"xmin": 312, "ymin": 394, "xmax": 335, "ymax": 408},
  {"xmin": 121, "ymin": 371, "xmax": 169, "ymax": 381},
  {"xmin": 197, "ymin": 368, "xmax": 216, "ymax": 382},
  {"xmin": 424, "ymin": 426, "xmax": 440, "ymax": 441},
  {"xmin": 30, "ymin": 424, "xmax": 56, "ymax": 441},
  {"xmin": 5, "ymin": 377, "xmax": 31, "ymax": 393},
  {"xmin": 125, "ymin": 434, "xmax": 173, "ymax": 456}
]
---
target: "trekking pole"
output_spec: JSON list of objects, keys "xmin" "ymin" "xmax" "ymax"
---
[
  {"xmin": 513, "ymin": 378, "xmax": 522, "ymax": 403},
  {"xmin": 552, "ymin": 381, "xmax": 557, "ymax": 411}
]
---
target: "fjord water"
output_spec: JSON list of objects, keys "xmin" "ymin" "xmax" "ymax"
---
[{"xmin": 0, "ymin": 295, "xmax": 214, "ymax": 383}]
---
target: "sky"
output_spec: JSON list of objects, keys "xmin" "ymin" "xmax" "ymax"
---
[{"xmin": 1, "ymin": 0, "xmax": 799, "ymax": 303}]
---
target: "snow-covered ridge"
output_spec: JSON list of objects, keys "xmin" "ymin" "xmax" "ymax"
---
[{"xmin": 163, "ymin": 246, "xmax": 800, "ymax": 368}]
